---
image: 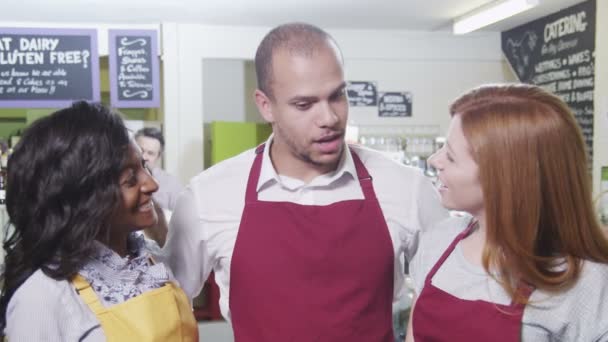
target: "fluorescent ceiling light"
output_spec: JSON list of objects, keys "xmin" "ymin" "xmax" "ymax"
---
[{"xmin": 453, "ymin": 0, "xmax": 539, "ymax": 35}]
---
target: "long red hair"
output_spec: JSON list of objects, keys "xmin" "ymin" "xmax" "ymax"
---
[{"xmin": 451, "ymin": 83, "xmax": 608, "ymax": 302}]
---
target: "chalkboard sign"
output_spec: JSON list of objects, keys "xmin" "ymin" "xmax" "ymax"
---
[
  {"xmin": 109, "ymin": 30, "xmax": 160, "ymax": 108},
  {"xmin": 378, "ymin": 92, "xmax": 412, "ymax": 117},
  {"xmin": 0, "ymin": 28, "xmax": 99, "ymax": 108},
  {"xmin": 502, "ymin": 0, "xmax": 596, "ymax": 162},
  {"xmin": 347, "ymin": 81, "xmax": 377, "ymax": 106}
]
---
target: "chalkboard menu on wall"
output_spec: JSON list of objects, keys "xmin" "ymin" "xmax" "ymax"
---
[
  {"xmin": 347, "ymin": 81, "xmax": 377, "ymax": 106},
  {"xmin": 0, "ymin": 28, "xmax": 99, "ymax": 108},
  {"xmin": 109, "ymin": 30, "xmax": 160, "ymax": 108},
  {"xmin": 502, "ymin": 0, "xmax": 596, "ymax": 161},
  {"xmin": 378, "ymin": 92, "xmax": 412, "ymax": 117}
]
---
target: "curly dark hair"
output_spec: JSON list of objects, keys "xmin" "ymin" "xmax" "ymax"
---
[{"xmin": 0, "ymin": 101, "xmax": 130, "ymax": 331}]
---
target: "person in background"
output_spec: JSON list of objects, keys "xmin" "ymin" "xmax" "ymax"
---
[
  {"xmin": 0, "ymin": 139, "xmax": 7, "ymax": 155},
  {"xmin": 407, "ymin": 84, "xmax": 608, "ymax": 341},
  {"xmin": 160, "ymin": 22, "xmax": 448, "ymax": 341},
  {"xmin": 0, "ymin": 101, "xmax": 198, "ymax": 341},
  {"xmin": 135, "ymin": 127, "xmax": 183, "ymax": 212}
]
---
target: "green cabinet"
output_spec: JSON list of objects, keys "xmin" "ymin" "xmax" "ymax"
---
[{"xmin": 209, "ymin": 121, "xmax": 272, "ymax": 166}]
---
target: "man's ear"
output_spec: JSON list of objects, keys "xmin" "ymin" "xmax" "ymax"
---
[{"xmin": 255, "ymin": 89, "xmax": 274, "ymax": 123}]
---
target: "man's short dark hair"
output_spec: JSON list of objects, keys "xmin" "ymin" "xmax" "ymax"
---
[
  {"xmin": 134, "ymin": 127, "xmax": 165, "ymax": 150},
  {"xmin": 254, "ymin": 22, "xmax": 342, "ymax": 99}
]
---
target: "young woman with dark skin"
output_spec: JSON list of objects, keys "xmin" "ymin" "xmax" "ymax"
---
[{"xmin": 1, "ymin": 101, "xmax": 197, "ymax": 341}]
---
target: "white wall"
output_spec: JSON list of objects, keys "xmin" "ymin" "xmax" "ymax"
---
[
  {"xmin": 332, "ymin": 30, "xmax": 508, "ymax": 135},
  {"xmin": 202, "ymin": 59, "xmax": 246, "ymax": 122},
  {"xmin": 346, "ymin": 60, "xmax": 507, "ymax": 134},
  {"xmin": 161, "ymin": 25, "xmax": 507, "ymax": 182},
  {"xmin": 160, "ymin": 24, "xmax": 267, "ymax": 182},
  {"xmin": 0, "ymin": 21, "xmax": 161, "ymax": 56},
  {"xmin": 244, "ymin": 61, "xmax": 263, "ymax": 123},
  {"xmin": 593, "ymin": 0, "xmax": 608, "ymax": 195}
]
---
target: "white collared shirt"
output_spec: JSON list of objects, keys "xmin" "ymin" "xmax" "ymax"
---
[{"xmin": 160, "ymin": 135, "xmax": 449, "ymax": 321}]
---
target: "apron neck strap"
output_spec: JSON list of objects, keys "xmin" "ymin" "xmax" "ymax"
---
[
  {"xmin": 424, "ymin": 219, "xmax": 477, "ymax": 284},
  {"xmin": 422, "ymin": 219, "xmax": 536, "ymax": 308}
]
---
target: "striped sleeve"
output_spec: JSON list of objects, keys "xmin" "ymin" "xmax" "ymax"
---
[{"xmin": 5, "ymin": 270, "xmax": 105, "ymax": 341}]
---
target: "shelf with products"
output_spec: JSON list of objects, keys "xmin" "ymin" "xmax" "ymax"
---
[{"xmin": 347, "ymin": 124, "xmax": 443, "ymax": 178}]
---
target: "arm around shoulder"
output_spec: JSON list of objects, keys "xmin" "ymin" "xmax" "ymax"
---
[
  {"xmin": 162, "ymin": 186, "xmax": 214, "ymax": 299},
  {"xmin": 413, "ymin": 174, "xmax": 449, "ymax": 233},
  {"xmin": 405, "ymin": 293, "xmax": 417, "ymax": 342},
  {"xmin": 401, "ymin": 172, "xmax": 449, "ymax": 262},
  {"xmin": 167, "ymin": 173, "xmax": 185, "ymax": 211}
]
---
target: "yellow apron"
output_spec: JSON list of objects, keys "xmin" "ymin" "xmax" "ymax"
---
[{"xmin": 72, "ymin": 275, "xmax": 199, "ymax": 342}]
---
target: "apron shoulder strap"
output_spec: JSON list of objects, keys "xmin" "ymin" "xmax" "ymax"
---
[
  {"xmin": 509, "ymin": 281, "xmax": 535, "ymax": 307},
  {"xmin": 424, "ymin": 219, "xmax": 477, "ymax": 285},
  {"xmin": 245, "ymin": 144, "xmax": 266, "ymax": 203},
  {"xmin": 72, "ymin": 274, "xmax": 107, "ymax": 314},
  {"xmin": 348, "ymin": 146, "xmax": 377, "ymax": 201}
]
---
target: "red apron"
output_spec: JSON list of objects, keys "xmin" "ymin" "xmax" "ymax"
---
[
  {"xmin": 413, "ymin": 223, "xmax": 533, "ymax": 342},
  {"xmin": 229, "ymin": 144, "xmax": 395, "ymax": 342}
]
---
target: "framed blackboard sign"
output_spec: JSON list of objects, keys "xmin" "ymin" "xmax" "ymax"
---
[
  {"xmin": 378, "ymin": 91, "xmax": 412, "ymax": 117},
  {"xmin": 109, "ymin": 30, "xmax": 160, "ymax": 108},
  {"xmin": 347, "ymin": 81, "xmax": 378, "ymax": 106},
  {"xmin": 0, "ymin": 27, "xmax": 99, "ymax": 108},
  {"xmin": 502, "ymin": 0, "xmax": 596, "ymax": 162}
]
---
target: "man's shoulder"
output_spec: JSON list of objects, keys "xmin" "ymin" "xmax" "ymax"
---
[
  {"xmin": 188, "ymin": 148, "xmax": 257, "ymax": 190},
  {"xmin": 349, "ymin": 144, "xmax": 427, "ymax": 182},
  {"xmin": 423, "ymin": 215, "xmax": 472, "ymax": 243}
]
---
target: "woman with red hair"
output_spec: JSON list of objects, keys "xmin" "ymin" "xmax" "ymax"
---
[{"xmin": 407, "ymin": 83, "xmax": 608, "ymax": 341}]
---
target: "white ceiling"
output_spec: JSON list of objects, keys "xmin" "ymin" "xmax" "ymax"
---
[{"xmin": 0, "ymin": 0, "xmax": 587, "ymax": 32}]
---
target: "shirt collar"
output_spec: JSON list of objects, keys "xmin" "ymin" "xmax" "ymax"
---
[
  {"xmin": 90, "ymin": 233, "xmax": 147, "ymax": 266},
  {"xmin": 256, "ymin": 134, "xmax": 358, "ymax": 192}
]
